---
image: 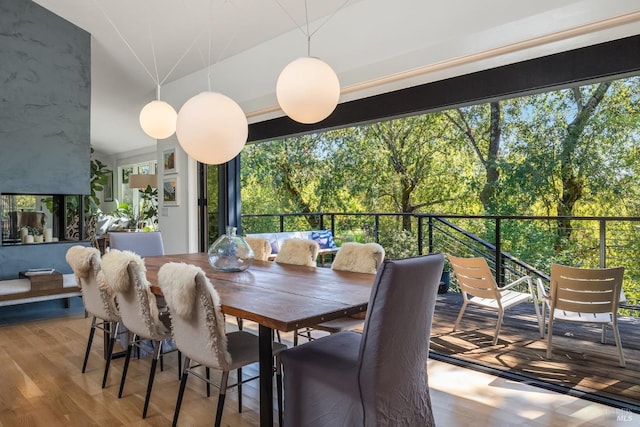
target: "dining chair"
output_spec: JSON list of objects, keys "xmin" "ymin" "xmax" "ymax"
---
[
  {"xmin": 101, "ymin": 248, "xmax": 176, "ymax": 418},
  {"xmin": 448, "ymin": 254, "xmax": 543, "ymax": 345},
  {"xmin": 294, "ymin": 242, "xmax": 385, "ymax": 345},
  {"xmin": 65, "ymin": 245, "xmax": 121, "ymax": 388},
  {"xmin": 541, "ymin": 264, "xmax": 626, "ymax": 367},
  {"xmin": 244, "ymin": 236, "xmax": 272, "ymax": 261},
  {"xmin": 108, "ymin": 231, "xmax": 165, "ymax": 257},
  {"xmin": 158, "ymin": 262, "xmax": 287, "ymax": 427},
  {"xmin": 280, "ymin": 253, "xmax": 443, "ymax": 426},
  {"xmin": 274, "ymin": 238, "xmax": 319, "ymax": 267}
]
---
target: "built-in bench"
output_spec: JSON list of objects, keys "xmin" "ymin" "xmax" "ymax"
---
[
  {"xmin": 247, "ymin": 229, "xmax": 339, "ymax": 265},
  {"xmin": 0, "ymin": 271, "xmax": 81, "ymax": 307}
]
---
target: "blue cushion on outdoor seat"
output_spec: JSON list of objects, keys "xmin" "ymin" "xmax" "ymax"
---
[{"xmin": 311, "ymin": 229, "xmax": 336, "ymax": 249}]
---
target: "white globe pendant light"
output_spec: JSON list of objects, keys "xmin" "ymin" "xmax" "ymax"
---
[
  {"xmin": 175, "ymin": 92, "xmax": 248, "ymax": 165},
  {"xmin": 139, "ymin": 99, "xmax": 177, "ymax": 139},
  {"xmin": 276, "ymin": 56, "xmax": 340, "ymax": 124}
]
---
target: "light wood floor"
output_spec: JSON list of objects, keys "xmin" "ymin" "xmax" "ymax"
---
[{"xmin": 0, "ymin": 304, "xmax": 627, "ymax": 426}]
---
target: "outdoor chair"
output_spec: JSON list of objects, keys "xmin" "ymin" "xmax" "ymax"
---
[
  {"xmin": 158, "ymin": 262, "xmax": 286, "ymax": 427},
  {"xmin": 540, "ymin": 264, "xmax": 626, "ymax": 367},
  {"xmin": 101, "ymin": 249, "xmax": 177, "ymax": 418},
  {"xmin": 294, "ymin": 242, "xmax": 385, "ymax": 345},
  {"xmin": 448, "ymin": 254, "xmax": 543, "ymax": 345},
  {"xmin": 66, "ymin": 245, "xmax": 121, "ymax": 388},
  {"xmin": 280, "ymin": 254, "xmax": 443, "ymax": 426}
]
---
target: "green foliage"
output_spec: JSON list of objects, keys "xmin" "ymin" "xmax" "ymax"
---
[
  {"xmin": 88, "ymin": 147, "xmax": 111, "ymax": 215},
  {"xmin": 240, "ymin": 75, "xmax": 640, "ymax": 303}
]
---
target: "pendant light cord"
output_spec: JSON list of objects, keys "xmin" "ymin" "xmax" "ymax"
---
[
  {"xmin": 274, "ymin": 0, "xmax": 352, "ymax": 56},
  {"xmin": 95, "ymin": 0, "xmax": 201, "ymax": 94}
]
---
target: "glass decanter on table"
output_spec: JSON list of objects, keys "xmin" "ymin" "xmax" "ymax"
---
[{"xmin": 208, "ymin": 226, "xmax": 255, "ymax": 272}]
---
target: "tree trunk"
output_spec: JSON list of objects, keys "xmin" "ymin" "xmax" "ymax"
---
[
  {"xmin": 554, "ymin": 82, "xmax": 610, "ymax": 250},
  {"xmin": 479, "ymin": 102, "xmax": 501, "ymax": 212}
]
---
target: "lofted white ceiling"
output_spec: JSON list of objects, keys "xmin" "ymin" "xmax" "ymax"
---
[{"xmin": 32, "ymin": 0, "xmax": 640, "ymax": 156}]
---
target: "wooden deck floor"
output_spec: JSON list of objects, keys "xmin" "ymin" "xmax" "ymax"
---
[{"xmin": 430, "ymin": 292, "xmax": 640, "ymax": 411}]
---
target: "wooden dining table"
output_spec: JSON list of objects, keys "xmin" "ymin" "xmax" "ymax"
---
[{"xmin": 143, "ymin": 253, "xmax": 375, "ymax": 427}]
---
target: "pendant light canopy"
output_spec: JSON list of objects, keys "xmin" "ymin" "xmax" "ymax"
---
[
  {"xmin": 139, "ymin": 99, "xmax": 177, "ymax": 139},
  {"xmin": 276, "ymin": 56, "xmax": 340, "ymax": 124},
  {"xmin": 175, "ymin": 91, "xmax": 248, "ymax": 165}
]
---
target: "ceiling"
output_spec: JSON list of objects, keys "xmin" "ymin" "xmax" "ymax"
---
[{"xmin": 32, "ymin": 0, "xmax": 640, "ymax": 156}]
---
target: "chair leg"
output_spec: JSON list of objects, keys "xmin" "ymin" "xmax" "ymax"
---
[
  {"xmin": 102, "ymin": 321, "xmax": 119, "ymax": 388},
  {"xmin": 118, "ymin": 336, "xmax": 135, "ymax": 398},
  {"xmin": 540, "ymin": 303, "xmax": 547, "ymax": 338},
  {"xmin": 612, "ymin": 322, "xmax": 626, "ymax": 368},
  {"xmin": 142, "ymin": 341, "xmax": 162, "ymax": 418},
  {"xmin": 293, "ymin": 329, "xmax": 299, "ymax": 346},
  {"xmin": 215, "ymin": 371, "xmax": 230, "ymax": 427},
  {"xmin": 177, "ymin": 351, "xmax": 182, "ymax": 380},
  {"xmin": 172, "ymin": 357, "xmax": 191, "ymax": 427},
  {"xmin": 533, "ymin": 297, "xmax": 544, "ymax": 339},
  {"xmin": 206, "ymin": 367, "xmax": 211, "ymax": 397},
  {"xmin": 546, "ymin": 314, "xmax": 554, "ymax": 359},
  {"xmin": 601, "ymin": 324, "xmax": 607, "ymax": 344},
  {"xmin": 237, "ymin": 367, "xmax": 242, "ymax": 413},
  {"xmin": 82, "ymin": 316, "xmax": 97, "ymax": 373},
  {"xmin": 493, "ymin": 310, "xmax": 504, "ymax": 345},
  {"xmin": 453, "ymin": 300, "xmax": 468, "ymax": 332}
]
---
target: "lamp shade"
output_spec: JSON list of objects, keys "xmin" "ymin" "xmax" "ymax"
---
[
  {"xmin": 175, "ymin": 92, "xmax": 248, "ymax": 165},
  {"xmin": 276, "ymin": 56, "xmax": 340, "ymax": 124},
  {"xmin": 139, "ymin": 100, "xmax": 177, "ymax": 139},
  {"xmin": 129, "ymin": 174, "xmax": 157, "ymax": 189}
]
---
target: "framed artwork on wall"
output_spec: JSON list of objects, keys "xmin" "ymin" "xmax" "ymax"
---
[
  {"xmin": 163, "ymin": 148, "xmax": 178, "ymax": 175},
  {"xmin": 103, "ymin": 171, "xmax": 114, "ymax": 202},
  {"xmin": 163, "ymin": 176, "xmax": 179, "ymax": 206}
]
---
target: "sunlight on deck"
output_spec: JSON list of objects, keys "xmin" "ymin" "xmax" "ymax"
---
[{"xmin": 428, "ymin": 359, "xmax": 625, "ymax": 426}]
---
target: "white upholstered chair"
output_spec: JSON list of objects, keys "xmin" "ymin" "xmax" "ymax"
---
[
  {"xmin": 448, "ymin": 254, "xmax": 542, "ymax": 345},
  {"xmin": 294, "ymin": 242, "xmax": 385, "ymax": 345},
  {"xmin": 541, "ymin": 264, "xmax": 626, "ymax": 367},
  {"xmin": 281, "ymin": 254, "xmax": 443, "ymax": 426},
  {"xmin": 65, "ymin": 245, "xmax": 121, "ymax": 388},
  {"xmin": 244, "ymin": 236, "xmax": 272, "ymax": 261},
  {"xmin": 101, "ymin": 249, "xmax": 175, "ymax": 418},
  {"xmin": 158, "ymin": 262, "xmax": 287, "ymax": 427},
  {"xmin": 274, "ymin": 239, "xmax": 319, "ymax": 267},
  {"xmin": 108, "ymin": 231, "xmax": 165, "ymax": 257}
]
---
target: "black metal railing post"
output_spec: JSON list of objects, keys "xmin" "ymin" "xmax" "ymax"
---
[
  {"xmin": 417, "ymin": 216, "xmax": 424, "ymax": 255},
  {"xmin": 495, "ymin": 218, "xmax": 502, "ymax": 287},
  {"xmin": 374, "ymin": 214, "xmax": 380, "ymax": 243},
  {"xmin": 599, "ymin": 219, "xmax": 606, "ymax": 268}
]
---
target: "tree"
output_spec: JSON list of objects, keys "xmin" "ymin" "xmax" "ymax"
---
[
  {"xmin": 444, "ymin": 102, "xmax": 502, "ymax": 213},
  {"xmin": 364, "ymin": 114, "xmax": 461, "ymax": 230}
]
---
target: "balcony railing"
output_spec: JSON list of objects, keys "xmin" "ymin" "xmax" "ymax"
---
[{"xmin": 242, "ymin": 212, "xmax": 640, "ymax": 308}]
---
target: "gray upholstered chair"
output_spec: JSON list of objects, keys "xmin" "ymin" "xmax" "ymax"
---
[
  {"xmin": 294, "ymin": 242, "xmax": 385, "ymax": 345},
  {"xmin": 274, "ymin": 238, "xmax": 319, "ymax": 267},
  {"xmin": 65, "ymin": 245, "xmax": 121, "ymax": 388},
  {"xmin": 108, "ymin": 231, "xmax": 165, "ymax": 257},
  {"xmin": 101, "ymin": 248, "xmax": 175, "ymax": 418},
  {"xmin": 281, "ymin": 253, "xmax": 443, "ymax": 426},
  {"xmin": 158, "ymin": 262, "xmax": 287, "ymax": 427}
]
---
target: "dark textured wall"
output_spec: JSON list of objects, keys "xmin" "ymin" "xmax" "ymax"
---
[
  {"xmin": 0, "ymin": 0, "xmax": 91, "ymax": 279},
  {"xmin": 0, "ymin": 0, "xmax": 90, "ymax": 194}
]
